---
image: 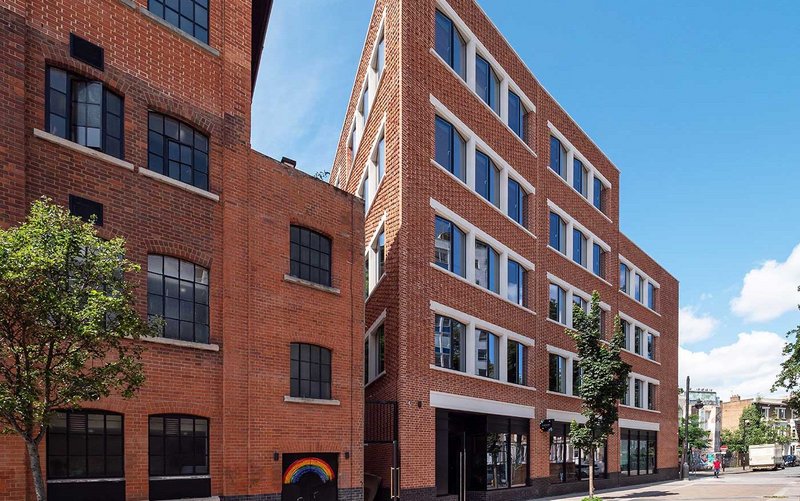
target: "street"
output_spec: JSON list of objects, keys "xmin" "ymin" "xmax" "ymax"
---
[{"xmin": 544, "ymin": 467, "xmax": 800, "ymax": 500}]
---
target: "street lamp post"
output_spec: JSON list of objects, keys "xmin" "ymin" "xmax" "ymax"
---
[
  {"xmin": 681, "ymin": 376, "xmax": 690, "ymax": 479},
  {"xmin": 742, "ymin": 419, "xmax": 751, "ymax": 470}
]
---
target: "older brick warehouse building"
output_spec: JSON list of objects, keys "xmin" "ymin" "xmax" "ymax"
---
[
  {"xmin": 0, "ymin": 1, "xmax": 363, "ymax": 500},
  {"xmin": 330, "ymin": 0, "xmax": 679, "ymax": 499}
]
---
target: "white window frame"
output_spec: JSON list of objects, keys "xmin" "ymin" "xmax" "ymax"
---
[
  {"xmin": 546, "ymin": 345, "xmax": 581, "ymax": 399},
  {"xmin": 430, "ymin": 95, "xmax": 536, "ymax": 237},
  {"xmin": 546, "ymin": 272, "xmax": 611, "ymax": 329},
  {"xmin": 547, "ymin": 122, "xmax": 612, "ymax": 221},
  {"xmin": 364, "ymin": 310, "xmax": 387, "ymax": 384},
  {"xmin": 618, "ymin": 311, "xmax": 660, "ymax": 363},
  {"xmin": 430, "ymin": 198, "xmax": 535, "ymax": 312},
  {"xmin": 432, "ymin": 0, "xmax": 536, "ymax": 151},
  {"xmin": 430, "ymin": 300, "xmax": 534, "ymax": 387},
  {"xmin": 356, "ymin": 116, "xmax": 387, "ymax": 215},
  {"xmin": 618, "ymin": 255, "xmax": 660, "ymax": 313},
  {"xmin": 621, "ymin": 372, "xmax": 660, "ymax": 412},
  {"xmin": 365, "ymin": 212, "xmax": 388, "ymax": 298},
  {"xmin": 547, "ymin": 200, "xmax": 611, "ymax": 283}
]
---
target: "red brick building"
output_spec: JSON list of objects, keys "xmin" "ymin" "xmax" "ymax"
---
[
  {"xmin": 0, "ymin": 1, "xmax": 363, "ymax": 500},
  {"xmin": 330, "ymin": 0, "xmax": 679, "ymax": 498}
]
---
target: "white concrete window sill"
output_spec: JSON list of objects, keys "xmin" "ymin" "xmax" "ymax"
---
[
  {"xmin": 139, "ymin": 335, "xmax": 220, "ymax": 352},
  {"xmin": 283, "ymin": 274, "xmax": 341, "ymax": 295},
  {"xmin": 139, "ymin": 168, "xmax": 220, "ymax": 202},
  {"xmin": 284, "ymin": 396, "xmax": 341, "ymax": 406},
  {"xmin": 33, "ymin": 129, "xmax": 134, "ymax": 172}
]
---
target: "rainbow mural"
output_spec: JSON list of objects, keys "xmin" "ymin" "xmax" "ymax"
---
[{"xmin": 282, "ymin": 457, "xmax": 336, "ymax": 485}]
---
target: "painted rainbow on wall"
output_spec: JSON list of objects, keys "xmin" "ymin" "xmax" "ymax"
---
[{"xmin": 282, "ymin": 457, "xmax": 336, "ymax": 484}]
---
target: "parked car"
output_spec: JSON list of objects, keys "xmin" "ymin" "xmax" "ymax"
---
[{"xmin": 783, "ymin": 454, "xmax": 797, "ymax": 467}]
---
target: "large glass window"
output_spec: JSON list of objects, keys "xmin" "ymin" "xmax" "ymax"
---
[
  {"xmin": 593, "ymin": 243, "xmax": 605, "ymax": 278},
  {"xmin": 507, "ymin": 259, "xmax": 525, "ymax": 307},
  {"xmin": 549, "ymin": 212, "xmax": 566, "ymax": 254},
  {"xmin": 507, "ymin": 178, "xmax": 525, "ymax": 226},
  {"xmin": 648, "ymin": 383, "xmax": 657, "ymax": 410},
  {"xmin": 147, "ymin": 113, "xmax": 210, "ymax": 191},
  {"xmin": 375, "ymin": 32, "xmax": 385, "ymax": 80},
  {"xmin": 434, "ymin": 314, "xmax": 466, "ymax": 372},
  {"xmin": 634, "ymin": 379, "xmax": 643, "ymax": 408},
  {"xmin": 435, "ymin": 10, "xmax": 466, "ymax": 80},
  {"xmin": 147, "ymin": 255, "xmax": 210, "ymax": 344},
  {"xmin": 366, "ymin": 324, "xmax": 385, "ymax": 383},
  {"xmin": 475, "ymin": 151, "xmax": 500, "ymax": 207},
  {"xmin": 634, "ymin": 273, "xmax": 644, "ymax": 302},
  {"xmin": 510, "ymin": 433, "xmax": 528, "ymax": 487},
  {"xmin": 289, "ymin": 226, "xmax": 332, "ymax": 287},
  {"xmin": 486, "ymin": 432, "xmax": 509, "ymax": 489},
  {"xmin": 148, "ymin": 415, "xmax": 208, "ymax": 477},
  {"xmin": 361, "ymin": 174, "xmax": 371, "ymax": 211},
  {"xmin": 46, "ymin": 67, "xmax": 124, "ymax": 159},
  {"xmin": 549, "ymin": 136, "xmax": 567, "ymax": 179},
  {"xmin": 476, "ymin": 330, "xmax": 499, "ymax": 380},
  {"xmin": 621, "ymin": 319, "xmax": 630, "ymax": 350},
  {"xmin": 549, "ymin": 354, "xmax": 566, "ymax": 393},
  {"xmin": 573, "ymin": 158, "xmax": 588, "ymax": 196},
  {"xmin": 434, "ymin": 216, "xmax": 466, "ymax": 277},
  {"xmin": 620, "ymin": 429, "xmax": 657, "ymax": 476},
  {"xmin": 549, "ymin": 422, "xmax": 607, "ymax": 483},
  {"xmin": 508, "ymin": 91, "xmax": 524, "ymax": 139},
  {"xmin": 376, "ymin": 231, "xmax": 385, "ymax": 278},
  {"xmin": 475, "ymin": 240, "xmax": 499, "ymax": 294},
  {"xmin": 361, "ymin": 84, "xmax": 370, "ymax": 123},
  {"xmin": 647, "ymin": 333, "xmax": 655, "ymax": 360},
  {"xmin": 507, "ymin": 341, "xmax": 525, "ymax": 386},
  {"xmin": 434, "ymin": 116, "xmax": 467, "ymax": 182},
  {"xmin": 376, "ymin": 135, "xmax": 386, "ymax": 184},
  {"xmin": 620, "ymin": 263, "xmax": 629, "ymax": 293},
  {"xmin": 549, "ymin": 283, "xmax": 566, "ymax": 324},
  {"xmin": 148, "ymin": 0, "xmax": 209, "ymax": 43},
  {"xmin": 634, "ymin": 327, "xmax": 644, "ymax": 356},
  {"xmin": 647, "ymin": 282, "xmax": 656, "ymax": 310},
  {"xmin": 573, "ymin": 229, "xmax": 587, "ymax": 267},
  {"xmin": 290, "ymin": 343, "xmax": 332, "ymax": 400},
  {"xmin": 593, "ymin": 177, "xmax": 604, "ymax": 212},
  {"xmin": 47, "ymin": 410, "xmax": 123, "ymax": 480},
  {"xmin": 475, "ymin": 55, "xmax": 500, "ymax": 115}
]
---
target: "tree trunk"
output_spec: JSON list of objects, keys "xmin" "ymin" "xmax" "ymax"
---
[
  {"xmin": 25, "ymin": 439, "xmax": 47, "ymax": 501},
  {"xmin": 589, "ymin": 446, "xmax": 595, "ymax": 499}
]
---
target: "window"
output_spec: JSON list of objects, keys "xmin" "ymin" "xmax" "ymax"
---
[
  {"xmin": 365, "ymin": 324, "xmax": 385, "ymax": 383},
  {"xmin": 573, "ymin": 158, "xmax": 588, "ymax": 197},
  {"xmin": 147, "ymin": 255, "xmax": 209, "ymax": 344},
  {"xmin": 147, "ymin": 113, "xmax": 209, "ymax": 191},
  {"xmin": 435, "ymin": 10, "xmax": 466, "ymax": 80},
  {"xmin": 434, "ymin": 314, "xmax": 466, "ymax": 372},
  {"xmin": 634, "ymin": 379, "xmax": 643, "ymax": 408},
  {"xmin": 507, "ymin": 178, "xmax": 525, "ymax": 226},
  {"xmin": 549, "ymin": 283, "xmax": 566, "ymax": 324},
  {"xmin": 376, "ymin": 231, "xmax": 385, "ymax": 278},
  {"xmin": 376, "ymin": 135, "xmax": 385, "ymax": 184},
  {"xmin": 69, "ymin": 195, "xmax": 103, "ymax": 226},
  {"xmin": 148, "ymin": 414, "xmax": 208, "ymax": 476},
  {"xmin": 549, "ymin": 354, "xmax": 567, "ymax": 393},
  {"xmin": 475, "ymin": 240, "xmax": 499, "ymax": 294},
  {"xmin": 290, "ymin": 343, "xmax": 332, "ymax": 400},
  {"xmin": 507, "ymin": 341, "xmax": 526, "ymax": 386},
  {"xmin": 507, "ymin": 259, "xmax": 525, "ymax": 306},
  {"xmin": 475, "ymin": 55, "xmax": 500, "ymax": 114},
  {"xmin": 434, "ymin": 116, "xmax": 467, "ymax": 182},
  {"xmin": 46, "ymin": 67, "xmax": 123, "ymax": 159},
  {"xmin": 550, "ymin": 422, "xmax": 607, "ymax": 483},
  {"xmin": 593, "ymin": 243, "xmax": 605, "ymax": 278},
  {"xmin": 634, "ymin": 273, "xmax": 644, "ymax": 302},
  {"xmin": 593, "ymin": 177, "xmax": 604, "ymax": 212},
  {"xmin": 572, "ymin": 229, "xmax": 587, "ymax": 267},
  {"xmin": 621, "ymin": 320, "xmax": 630, "ymax": 350},
  {"xmin": 508, "ymin": 91, "xmax": 524, "ymax": 139},
  {"xmin": 289, "ymin": 226, "xmax": 332, "ymax": 287},
  {"xmin": 361, "ymin": 174, "xmax": 371, "ymax": 211},
  {"xmin": 549, "ymin": 212, "xmax": 567, "ymax": 254},
  {"xmin": 148, "ymin": 0, "xmax": 209, "ymax": 43},
  {"xmin": 622, "ymin": 379, "xmax": 630, "ymax": 406},
  {"xmin": 375, "ymin": 32, "xmax": 385, "ymax": 80},
  {"xmin": 647, "ymin": 333, "xmax": 655, "ymax": 360},
  {"xmin": 620, "ymin": 263, "xmax": 629, "ymax": 293},
  {"xmin": 434, "ymin": 216, "xmax": 466, "ymax": 277},
  {"xmin": 779, "ymin": 408, "xmax": 787, "ymax": 420},
  {"xmin": 476, "ymin": 330, "xmax": 499, "ymax": 379},
  {"xmin": 620, "ymin": 429, "xmax": 657, "ymax": 476},
  {"xmin": 361, "ymin": 84, "xmax": 370, "ymax": 124},
  {"xmin": 47, "ymin": 410, "xmax": 123, "ymax": 480},
  {"xmin": 573, "ymin": 295, "xmax": 587, "ymax": 315},
  {"xmin": 634, "ymin": 327, "xmax": 643, "ymax": 356},
  {"xmin": 648, "ymin": 384, "xmax": 656, "ymax": 410},
  {"xmin": 549, "ymin": 136, "xmax": 567, "ymax": 179},
  {"xmin": 475, "ymin": 151, "xmax": 500, "ymax": 207},
  {"xmin": 647, "ymin": 282, "xmax": 656, "ymax": 310},
  {"xmin": 572, "ymin": 361, "xmax": 582, "ymax": 397}
]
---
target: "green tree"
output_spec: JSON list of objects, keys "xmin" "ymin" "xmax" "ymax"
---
[
  {"xmin": 720, "ymin": 403, "xmax": 791, "ymax": 460},
  {"xmin": 773, "ymin": 291, "xmax": 800, "ymax": 413},
  {"xmin": 678, "ymin": 414, "xmax": 709, "ymax": 458},
  {"xmin": 568, "ymin": 291, "xmax": 631, "ymax": 499},
  {"xmin": 0, "ymin": 199, "xmax": 154, "ymax": 501}
]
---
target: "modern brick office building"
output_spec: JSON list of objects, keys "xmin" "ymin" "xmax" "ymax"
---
[
  {"xmin": 330, "ymin": 0, "xmax": 678, "ymax": 498},
  {"xmin": 0, "ymin": 1, "xmax": 363, "ymax": 500}
]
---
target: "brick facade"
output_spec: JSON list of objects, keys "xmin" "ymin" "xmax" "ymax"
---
[
  {"xmin": 0, "ymin": 1, "xmax": 363, "ymax": 500},
  {"xmin": 331, "ymin": 0, "xmax": 678, "ymax": 498}
]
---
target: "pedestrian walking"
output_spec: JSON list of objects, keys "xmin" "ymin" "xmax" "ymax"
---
[{"xmin": 713, "ymin": 457, "xmax": 721, "ymax": 478}]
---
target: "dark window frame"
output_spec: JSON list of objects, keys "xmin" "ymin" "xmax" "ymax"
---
[
  {"xmin": 147, "ymin": 414, "xmax": 209, "ymax": 478},
  {"xmin": 147, "ymin": 112, "xmax": 210, "ymax": 191},
  {"xmin": 507, "ymin": 259, "xmax": 526, "ymax": 307},
  {"xmin": 434, "ymin": 314, "xmax": 466, "ymax": 372},
  {"xmin": 289, "ymin": 225, "xmax": 333, "ymax": 287},
  {"xmin": 290, "ymin": 343, "xmax": 333, "ymax": 400},
  {"xmin": 434, "ymin": 10, "xmax": 466, "ymax": 80},
  {"xmin": 507, "ymin": 340, "xmax": 526, "ymax": 386},
  {"xmin": 475, "ymin": 149, "xmax": 500, "ymax": 207},
  {"xmin": 434, "ymin": 116, "xmax": 467, "ymax": 182},
  {"xmin": 46, "ymin": 409, "xmax": 124, "ymax": 480},
  {"xmin": 147, "ymin": 0, "xmax": 210, "ymax": 44},
  {"xmin": 549, "ymin": 283, "xmax": 566, "ymax": 324},
  {"xmin": 475, "ymin": 54, "xmax": 500, "ymax": 115},
  {"xmin": 147, "ymin": 254, "xmax": 210, "ymax": 344},
  {"xmin": 434, "ymin": 216, "xmax": 466, "ymax": 278},
  {"xmin": 508, "ymin": 90, "xmax": 525, "ymax": 139},
  {"xmin": 620, "ymin": 428, "xmax": 657, "ymax": 476},
  {"xmin": 549, "ymin": 212, "xmax": 566, "ymax": 254},
  {"xmin": 548, "ymin": 353, "xmax": 566, "ymax": 393},
  {"xmin": 507, "ymin": 177, "xmax": 526, "ymax": 226}
]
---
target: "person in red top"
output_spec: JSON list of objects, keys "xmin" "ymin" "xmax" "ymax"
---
[{"xmin": 713, "ymin": 457, "xmax": 721, "ymax": 477}]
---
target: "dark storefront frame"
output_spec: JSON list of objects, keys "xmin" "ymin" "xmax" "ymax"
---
[
  {"xmin": 619, "ymin": 428, "xmax": 657, "ymax": 476},
  {"xmin": 549, "ymin": 421, "xmax": 607, "ymax": 484}
]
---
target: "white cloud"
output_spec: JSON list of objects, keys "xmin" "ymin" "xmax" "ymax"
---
[
  {"xmin": 679, "ymin": 306, "xmax": 719, "ymax": 344},
  {"xmin": 679, "ymin": 331, "xmax": 786, "ymax": 402},
  {"xmin": 730, "ymin": 243, "xmax": 800, "ymax": 322}
]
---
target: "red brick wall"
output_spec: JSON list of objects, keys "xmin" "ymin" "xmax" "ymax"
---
[{"xmin": 0, "ymin": 0, "xmax": 363, "ymax": 499}]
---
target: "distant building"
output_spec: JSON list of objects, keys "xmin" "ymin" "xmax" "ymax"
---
[
  {"xmin": 678, "ymin": 388, "xmax": 721, "ymax": 451},
  {"xmin": 721, "ymin": 395, "xmax": 798, "ymax": 454}
]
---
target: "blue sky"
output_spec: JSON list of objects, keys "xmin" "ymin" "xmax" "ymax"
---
[{"xmin": 251, "ymin": 1, "xmax": 800, "ymax": 399}]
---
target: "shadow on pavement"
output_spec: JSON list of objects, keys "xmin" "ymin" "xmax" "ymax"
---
[{"xmin": 612, "ymin": 491, "xmax": 677, "ymax": 499}]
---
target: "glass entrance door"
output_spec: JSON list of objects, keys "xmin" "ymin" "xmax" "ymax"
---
[{"xmin": 448, "ymin": 430, "xmax": 467, "ymax": 500}]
